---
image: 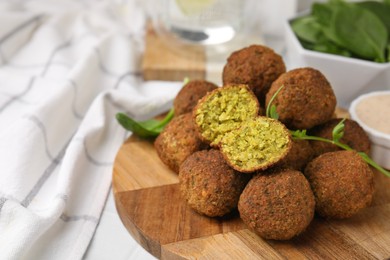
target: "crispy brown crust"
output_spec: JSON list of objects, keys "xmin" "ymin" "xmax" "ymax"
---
[
  {"xmin": 173, "ymin": 80, "xmax": 218, "ymax": 116},
  {"xmin": 309, "ymin": 118, "xmax": 371, "ymax": 157},
  {"xmin": 222, "ymin": 45, "xmax": 286, "ymax": 104},
  {"xmin": 192, "ymin": 84, "xmax": 260, "ymax": 147},
  {"xmin": 304, "ymin": 150, "xmax": 374, "ymax": 219},
  {"xmin": 275, "ymin": 139, "xmax": 315, "ymax": 171},
  {"xmin": 265, "ymin": 67, "xmax": 336, "ymax": 130},
  {"xmin": 179, "ymin": 149, "xmax": 251, "ymax": 217},
  {"xmin": 154, "ymin": 113, "xmax": 208, "ymax": 173},
  {"xmin": 238, "ymin": 169, "xmax": 315, "ymax": 240}
]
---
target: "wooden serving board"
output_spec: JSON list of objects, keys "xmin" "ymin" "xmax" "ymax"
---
[
  {"xmin": 113, "ymin": 130, "xmax": 390, "ymax": 259},
  {"xmin": 141, "ymin": 23, "xmax": 206, "ymax": 82}
]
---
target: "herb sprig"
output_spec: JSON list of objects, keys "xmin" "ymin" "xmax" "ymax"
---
[{"xmin": 266, "ymin": 85, "xmax": 390, "ymax": 177}]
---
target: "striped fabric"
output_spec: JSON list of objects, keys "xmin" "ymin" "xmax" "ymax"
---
[{"xmin": 0, "ymin": 0, "xmax": 182, "ymax": 259}]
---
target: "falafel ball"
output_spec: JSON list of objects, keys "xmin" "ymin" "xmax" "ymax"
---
[
  {"xmin": 154, "ymin": 113, "xmax": 208, "ymax": 173},
  {"xmin": 309, "ymin": 118, "xmax": 371, "ymax": 158},
  {"xmin": 193, "ymin": 84, "xmax": 260, "ymax": 146},
  {"xmin": 304, "ymin": 150, "xmax": 374, "ymax": 219},
  {"xmin": 238, "ymin": 169, "xmax": 315, "ymax": 240},
  {"xmin": 275, "ymin": 139, "xmax": 315, "ymax": 171},
  {"xmin": 220, "ymin": 116, "xmax": 291, "ymax": 173},
  {"xmin": 179, "ymin": 149, "xmax": 251, "ymax": 217},
  {"xmin": 174, "ymin": 79, "xmax": 218, "ymax": 116},
  {"xmin": 222, "ymin": 45, "xmax": 286, "ymax": 104},
  {"xmin": 265, "ymin": 67, "xmax": 336, "ymax": 130}
]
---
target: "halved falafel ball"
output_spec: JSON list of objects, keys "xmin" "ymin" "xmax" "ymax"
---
[
  {"xmin": 179, "ymin": 149, "xmax": 251, "ymax": 217},
  {"xmin": 220, "ymin": 117, "xmax": 291, "ymax": 173},
  {"xmin": 265, "ymin": 67, "xmax": 336, "ymax": 130},
  {"xmin": 275, "ymin": 139, "xmax": 315, "ymax": 171},
  {"xmin": 154, "ymin": 113, "xmax": 208, "ymax": 173},
  {"xmin": 174, "ymin": 79, "xmax": 218, "ymax": 116},
  {"xmin": 309, "ymin": 118, "xmax": 371, "ymax": 158},
  {"xmin": 222, "ymin": 45, "xmax": 286, "ymax": 104},
  {"xmin": 238, "ymin": 169, "xmax": 315, "ymax": 240},
  {"xmin": 193, "ymin": 84, "xmax": 260, "ymax": 147},
  {"xmin": 304, "ymin": 150, "xmax": 374, "ymax": 219}
]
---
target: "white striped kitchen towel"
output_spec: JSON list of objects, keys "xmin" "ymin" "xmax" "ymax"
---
[{"xmin": 0, "ymin": 0, "xmax": 182, "ymax": 259}]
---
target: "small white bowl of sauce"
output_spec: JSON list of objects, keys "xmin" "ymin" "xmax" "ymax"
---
[{"xmin": 349, "ymin": 91, "xmax": 390, "ymax": 169}]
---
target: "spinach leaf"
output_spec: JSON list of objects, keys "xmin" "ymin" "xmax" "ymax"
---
[
  {"xmin": 312, "ymin": 2, "xmax": 333, "ymax": 26},
  {"xmin": 312, "ymin": 2, "xmax": 345, "ymax": 47},
  {"xmin": 291, "ymin": 16, "xmax": 323, "ymax": 43},
  {"xmin": 332, "ymin": 3, "xmax": 387, "ymax": 62},
  {"xmin": 357, "ymin": 1, "xmax": 390, "ymax": 36},
  {"xmin": 312, "ymin": 40, "xmax": 352, "ymax": 57},
  {"xmin": 116, "ymin": 108, "xmax": 174, "ymax": 138}
]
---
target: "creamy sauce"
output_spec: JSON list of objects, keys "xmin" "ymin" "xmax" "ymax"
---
[{"xmin": 355, "ymin": 94, "xmax": 390, "ymax": 135}]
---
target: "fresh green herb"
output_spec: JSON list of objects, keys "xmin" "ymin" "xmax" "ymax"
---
[
  {"xmin": 116, "ymin": 108, "xmax": 174, "ymax": 138},
  {"xmin": 116, "ymin": 77, "xmax": 190, "ymax": 138},
  {"xmin": 266, "ymin": 85, "xmax": 284, "ymax": 119},
  {"xmin": 290, "ymin": 127, "xmax": 390, "ymax": 178},
  {"xmin": 332, "ymin": 118, "xmax": 345, "ymax": 142},
  {"xmin": 266, "ymin": 86, "xmax": 390, "ymax": 177},
  {"xmin": 291, "ymin": 0, "xmax": 390, "ymax": 63}
]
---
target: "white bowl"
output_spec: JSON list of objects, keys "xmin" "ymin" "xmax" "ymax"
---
[
  {"xmin": 284, "ymin": 13, "xmax": 390, "ymax": 109},
  {"xmin": 349, "ymin": 91, "xmax": 390, "ymax": 170}
]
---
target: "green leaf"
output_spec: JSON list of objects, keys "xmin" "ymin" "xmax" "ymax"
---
[
  {"xmin": 291, "ymin": 16, "xmax": 324, "ymax": 44},
  {"xmin": 312, "ymin": 40, "xmax": 352, "ymax": 57},
  {"xmin": 332, "ymin": 118, "xmax": 346, "ymax": 142},
  {"xmin": 312, "ymin": 1, "xmax": 346, "ymax": 46},
  {"xmin": 291, "ymin": 129, "xmax": 308, "ymax": 139},
  {"xmin": 312, "ymin": 2, "xmax": 333, "ymax": 27},
  {"xmin": 116, "ymin": 108, "xmax": 174, "ymax": 138},
  {"xmin": 357, "ymin": 1, "xmax": 390, "ymax": 36},
  {"xmin": 269, "ymin": 105, "xmax": 279, "ymax": 120},
  {"xmin": 332, "ymin": 3, "xmax": 387, "ymax": 62},
  {"xmin": 266, "ymin": 85, "xmax": 284, "ymax": 119}
]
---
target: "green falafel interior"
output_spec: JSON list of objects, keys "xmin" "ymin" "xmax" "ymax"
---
[
  {"xmin": 220, "ymin": 117, "xmax": 291, "ymax": 173},
  {"xmin": 193, "ymin": 84, "xmax": 260, "ymax": 146}
]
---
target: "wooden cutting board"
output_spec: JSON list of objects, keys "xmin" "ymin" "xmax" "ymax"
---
[
  {"xmin": 141, "ymin": 23, "xmax": 206, "ymax": 82},
  {"xmin": 112, "ymin": 122, "xmax": 390, "ymax": 259}
]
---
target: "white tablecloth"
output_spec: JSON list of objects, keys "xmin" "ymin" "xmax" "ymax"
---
[{"xmin": 0, "ymin": 0, "xmax": 182, "ymax": 259}]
